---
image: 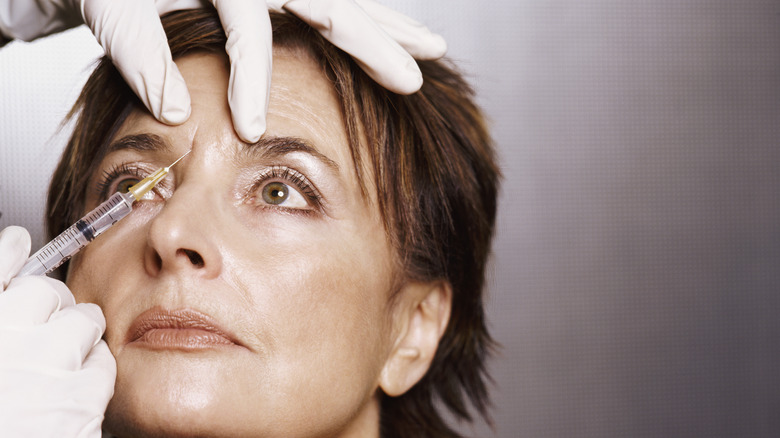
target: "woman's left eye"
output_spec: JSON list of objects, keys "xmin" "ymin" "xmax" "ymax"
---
[{"xmin": 259, "ymin": 181, "xmax": 309, "ymax": 209}]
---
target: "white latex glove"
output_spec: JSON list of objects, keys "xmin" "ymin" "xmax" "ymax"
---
[
  {"xmin": 0, "ymin": 0, "xmax": 447, "ymax": 143},
  {"xmin": 0, "ymin": 226, "xmax": 116, "ymax": 438}
]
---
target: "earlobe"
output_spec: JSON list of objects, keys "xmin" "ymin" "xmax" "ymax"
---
[{"xmin": 379, "ymin": 281, "xmax": 452, "ymax": 397}]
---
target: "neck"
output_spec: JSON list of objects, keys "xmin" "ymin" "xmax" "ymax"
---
[{"xmin": 336, "ymin": 394, "xmax": 382, "ymax": 438}]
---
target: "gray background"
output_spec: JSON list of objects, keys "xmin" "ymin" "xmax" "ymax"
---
[{"xmin": 2, "ymin": 1, "xmax": 779, "ymax": 437}]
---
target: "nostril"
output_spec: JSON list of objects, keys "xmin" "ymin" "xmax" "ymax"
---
[
  {"xmin": 177, "ymin": 249, "xmax": 205, "ymax": 268},
  {"xmin": 153, "ymin": 253, "xmax": 163, "ymax": 270}
]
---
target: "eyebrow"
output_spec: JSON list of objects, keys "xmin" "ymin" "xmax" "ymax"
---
[
  {"xmin": 105, "ymin": 133, "xmax": 340, "ymax": 174},
  {"xmin": 106, "ymin": 133, "xmax": 170, "ymax": 155},
  {"xmin": 245, "ymin": 136, "xmax": 340, "ymax": 174}
]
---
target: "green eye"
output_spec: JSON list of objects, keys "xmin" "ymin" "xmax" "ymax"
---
[
  {"xmin": 116, "ymin": 178, "xmax": 140, "ymax": 194},
  {"xmin": 262, "ymin": 182, "xmax": 289, "ymax": 205},
  {"xmin": 252, "ymin": 167, "xmax": 313, "ymax": 210}
]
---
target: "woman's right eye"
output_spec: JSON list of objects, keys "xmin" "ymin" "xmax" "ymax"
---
[
  {"xmin": 116, "ymin": 178, "xmax": 141, "ymax": 194},
  {"xmin": 95, "ymin": 164, "xmax": 159, "ymax": 202}
]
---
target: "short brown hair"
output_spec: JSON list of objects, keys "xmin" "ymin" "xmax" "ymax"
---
[{"xmin": 47, "ymin": 9, "xmax": 499, "ymax": 437}]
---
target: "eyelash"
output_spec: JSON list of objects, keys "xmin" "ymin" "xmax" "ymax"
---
[
  {"xmin": 94, "ymin": 163, "xmax": 149, "ymax": 200},
  {"xmin": 249, "ymin": 165, "xmax": 323, "ymax": 212}
]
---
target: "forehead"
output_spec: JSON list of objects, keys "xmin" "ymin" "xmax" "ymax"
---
[{"xmin": 105, "ymin": 50, "xmax": 363, "ymax": 182}]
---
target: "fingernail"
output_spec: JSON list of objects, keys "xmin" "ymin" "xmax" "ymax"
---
[
  {"xmin": 428, "ymin": 33, "xmax": 448, "ymax": 58},
  {"xmin": 160, "ymin": 75, "xmax": 191, "ymax": 125},
  {"xmin": 400, "ymin": 59, "xmax": 424, "ymax": 94},
  {"xmin": 160, "ymin": 101, "xmax": 191, "ymax": 125},
  {"xmin": 236, "ymin": 116, "xmax": 265, "ymax": 144}
]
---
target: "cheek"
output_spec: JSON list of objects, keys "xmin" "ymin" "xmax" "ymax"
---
[
  {"xmin": 233, "ymin": 213, "xmax": 397, "ymax": 357},
  {"xmin": 235, "ymin": 194, "xmax": 395, "ymax": 303},
  {"xmin": 66, "ymin": 202, "xmax": 160, "ymax": 307},
  {"xmin": 237, "ymin": 215, "xmax": 394, "ymax": 325}
]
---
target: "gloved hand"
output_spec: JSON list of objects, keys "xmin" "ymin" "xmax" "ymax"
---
[
  {"xmin": 0, "ymin": 226, "xmax": 116, "ymax": 438},
  {"xmin": 0, "ymin": 0, "xmax": 447, "ymax": 143}
]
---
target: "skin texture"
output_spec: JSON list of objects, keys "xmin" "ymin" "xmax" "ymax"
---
[{"xmin": 64, "ymin": 50, "xmax": 444, "ymax": 437}]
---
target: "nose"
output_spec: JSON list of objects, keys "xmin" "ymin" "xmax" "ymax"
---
[{"xmin": 144, "ymin": 180, "xmax": 223, "ymax": 279}]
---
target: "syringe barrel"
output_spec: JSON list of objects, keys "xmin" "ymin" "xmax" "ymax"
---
[{"xmin": 18, "ymin": 191, "xmax": 135, "ymax": 277}]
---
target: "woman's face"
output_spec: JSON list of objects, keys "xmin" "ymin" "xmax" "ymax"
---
[{"xmin": 67, "ymin": 50, "xmax": 400, "ymax": 437}]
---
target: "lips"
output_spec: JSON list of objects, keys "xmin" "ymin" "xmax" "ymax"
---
[{"xmin": 127, "ymin": 307, "xmax": 241, "ymax": 350}]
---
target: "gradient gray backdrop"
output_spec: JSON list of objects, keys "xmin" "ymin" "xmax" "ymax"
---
[{"xmin": 2, "ymin": 1, "xmax": 779, "ymax": 437}]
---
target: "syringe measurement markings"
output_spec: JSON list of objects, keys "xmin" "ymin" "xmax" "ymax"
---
[
  {"xmin": 32, "ymin": 195, "xmax": 129, "ymax": 267},
  {"xmin": 97, "ymin": 195, "xmax": 121, "ymax": 215},
  {"xmin": 36, "ymin": 227, "xmax": 83, "ymax": 264},
  {"xmin": 86, "ymin": 195, "xmax": 124, "ymax": 228},
  {"xmin": 108, "ymin": 204, "xmax": 126, "ymax": 221}
]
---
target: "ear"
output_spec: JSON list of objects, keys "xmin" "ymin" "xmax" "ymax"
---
[{"xmin": 379, "ymin": 280, "xmax": 452, "ymax": 397}]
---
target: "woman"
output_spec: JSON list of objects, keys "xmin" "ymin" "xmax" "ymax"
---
[{"xmin": 39, "ymin": 8, "xmax": 497, "ymax": 437}]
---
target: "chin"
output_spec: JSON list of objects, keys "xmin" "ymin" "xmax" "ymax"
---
[
  {"xmin": 104, "ymin": 348, "xmax": 264, "ymax": 438},
  {"xmin": 103, "ymin": 348, "xmax": 382, "ymax": 438}
]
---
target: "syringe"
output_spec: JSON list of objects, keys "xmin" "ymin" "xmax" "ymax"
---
[{"xmin": 18, "ymin": 150, "xmax": 190, "ymax": 277}]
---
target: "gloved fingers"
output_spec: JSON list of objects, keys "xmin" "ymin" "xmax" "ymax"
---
[
  {"xmin": 57, "ymin": 341, "xmax": 115, "ymax": 435},
  {"xmin": 39, "ymin": 304, "xmax": 106, "ymax": 371},
  {"xmin": 265, "ymin": 0, "xmax": 286, "ymax": 12},
  {"xmin": 282, "ymin": 0, "xmax": 423, "ymax": 94},
  {"xmin": 82, "ymin": 0, "xmax": 191, "ymax": 125},
  {"xmin": 0, "ymin": 303, "xmax": 101, "ymax": 371},
  {"xmin": 0, "ymin": 276, "xmax": 75, "ymax": 326},
  {"xmin": 154, "ymin": 0, "xmax": 272, "ymax": 142},
  {"xmin": 0, "ymin": 354, "xmax": 115, "ymax": 438},
  {"xmin": 0, "ymin": 226, "xmax": 31, "ymax": 290},
  {"xmin": 354, "ymin": 0, "xmax": 446, "ymax": 60},
  {"xmin": 211, "ymin": 0, "xmax": 272, "ymax": 143},
  {"xmin": 81, "ymin": 340, "xmax": 118, "ymax": 384},
  {"xmin": 0, "ymin": 0, "xmax": 83, "ymax": 41},
  {"xmin": 155, "ymin": 0, "xmax": 210, "ymax": 15}
]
